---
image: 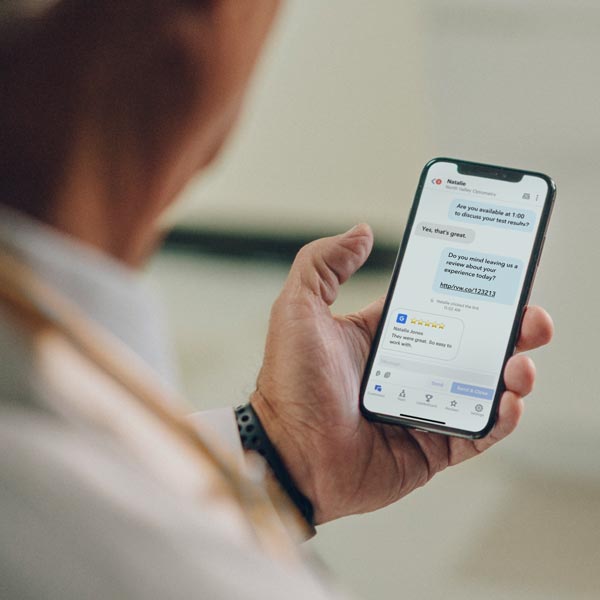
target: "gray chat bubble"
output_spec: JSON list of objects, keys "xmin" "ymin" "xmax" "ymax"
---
[{"xmin": 415, "ymin": 221, "xmax": 475, "ymax": 244}]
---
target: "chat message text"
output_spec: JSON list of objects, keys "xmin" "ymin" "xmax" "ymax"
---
[
  {"xmin": 415, "ymin": 221, "xmax": 475, "ymax": 244},
  {"xmin": 433, "ymin": 248, "xmax": 524, "ymax": 305},
  {"xmin": 449, "ymin": 199, "xmax": 536, "ymax": 232},
  {"xmin": 383, "ymin": 309, "xmax": 464, "ymax": 361}
]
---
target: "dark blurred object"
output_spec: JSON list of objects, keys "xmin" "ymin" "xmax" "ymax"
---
[{"xmin": 164, "ymin": 227, "xmax": 400, "ymax": 271}]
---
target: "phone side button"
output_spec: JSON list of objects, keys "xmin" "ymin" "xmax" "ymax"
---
[
  {"xmin": 515, "ymin": 306, "xmax": 528, "ymax": 352},
  {"xmin": 537, "ymin": 236, "xmax": 546, "ymax": 266}
]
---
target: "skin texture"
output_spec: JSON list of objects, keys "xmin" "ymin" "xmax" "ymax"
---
[
  {"xmin": 250, "ymin": 225, "xmax": 553, "ymax": 524},
  {"xmin": 2, "ymin": 0, "xmax": 281, "ymax": 265},
  {"xmin": 3, "ymin": 1, "xmax": 554, "ymax": 526}
]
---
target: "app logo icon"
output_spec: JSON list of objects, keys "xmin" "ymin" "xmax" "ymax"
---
[
  {"xmin": 396, "ymin": 313, "xmax": 408, "ymax": 324},
  {"xmin": 431, "ymin": 178, "xmax": 443, "ymax": 185},
  {"xmin": 374, "ymin": 384, "xmax": 383, "ymax": 393}
]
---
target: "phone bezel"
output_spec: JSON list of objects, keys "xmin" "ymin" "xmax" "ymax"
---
[{"xmin": 359, "ymin": 157, "xmax": 556, "ymax": 439}]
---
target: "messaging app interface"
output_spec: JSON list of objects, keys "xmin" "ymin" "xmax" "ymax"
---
[{"xmin": 364, "ymin": 162, "xmax": 548, "ymax": 432}]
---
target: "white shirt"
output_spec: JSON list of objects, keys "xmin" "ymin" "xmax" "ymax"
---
[{"xmin": 0, "ymin": 209, "xmax": 344, "ymax": 600}]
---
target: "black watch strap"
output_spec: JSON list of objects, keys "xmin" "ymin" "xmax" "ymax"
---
[{"xmin": 235, "ymin": 403, "xmax": 315, "ymax": 527}]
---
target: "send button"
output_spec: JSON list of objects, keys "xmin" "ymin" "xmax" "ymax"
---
[{"xmin": 451, "ymin": 382, "xmax": 494, "ymax": 401}]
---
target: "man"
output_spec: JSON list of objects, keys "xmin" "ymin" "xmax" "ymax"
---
[{"xmin": 0, "ymin": 1, "xmax": 553, "ymax": 598}]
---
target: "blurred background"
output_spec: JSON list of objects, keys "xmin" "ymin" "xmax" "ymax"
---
[{"xmin": 147, "ymin": 1, "xmax": 600, "ymax": 598}]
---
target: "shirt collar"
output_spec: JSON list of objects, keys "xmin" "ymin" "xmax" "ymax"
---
[{"xmin": 0, "ymin": 207, "xmax": 178, "ymax": 388}]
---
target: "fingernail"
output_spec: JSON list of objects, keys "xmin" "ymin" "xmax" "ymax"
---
[{"xmin": 344, "ymin": 224, "xmax": 361, "ymax": 236}]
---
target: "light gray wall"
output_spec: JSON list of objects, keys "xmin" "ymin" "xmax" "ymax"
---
[
  {"xmin": 169, "ymin": 0, "xmax": 428, "ymax": 236},
  {"xmin": 152, "ymin": 1, "xmax": 600, "ymax": 597}
]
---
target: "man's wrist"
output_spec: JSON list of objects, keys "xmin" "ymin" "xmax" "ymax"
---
[{"xmin": 235, "ymin": 399, "xmax": 315, "ymax": 527}]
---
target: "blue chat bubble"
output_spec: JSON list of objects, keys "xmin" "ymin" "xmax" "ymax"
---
[
  {"xmin": 449, "ymin": 199, "xmax": 536, "ymax": 233},
  {"xmin": 433, "ymin": 247, "xmax": 523, "ymax": 305}
]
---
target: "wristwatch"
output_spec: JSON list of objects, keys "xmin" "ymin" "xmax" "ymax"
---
[{"xmin": 235, "ymin": 403, "xmax": 315, "ymax": 527}]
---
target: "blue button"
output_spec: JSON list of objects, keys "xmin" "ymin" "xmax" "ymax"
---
[{"xmin": 451, "ymin": 382, "xmax": 494, "ymax": 401}]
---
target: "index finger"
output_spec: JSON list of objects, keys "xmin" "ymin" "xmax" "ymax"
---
[{"xmin": 516, "ymin": 305, "xmax": 554, "ymax": 352}]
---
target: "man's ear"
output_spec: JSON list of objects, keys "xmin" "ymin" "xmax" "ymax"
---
[
  {"xmin": 185, "ymin": 0, "xmax": 281, "ymax": 96},
  {"xmin": 161, "ymin": 0, "xmax": 281, "ymax": 160}
]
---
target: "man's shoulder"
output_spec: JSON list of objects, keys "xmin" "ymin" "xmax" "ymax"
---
[{"xmin": 0, "ymin": 407, "xmax": 341, "ymax": 600}]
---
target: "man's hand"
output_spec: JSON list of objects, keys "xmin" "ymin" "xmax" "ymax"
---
[{"xmin": 251, "ymin": 224, "xmax": 553, "ymax": 524}]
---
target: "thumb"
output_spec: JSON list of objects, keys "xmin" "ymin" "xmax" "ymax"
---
[{"xmin": 285, "ymin": 224, "xmax": 374, "ymax": 306}]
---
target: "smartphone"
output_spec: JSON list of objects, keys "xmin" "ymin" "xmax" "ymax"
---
[{"xmin": 360, "ymin": 158, "xmax": 556, "ymax": 439}]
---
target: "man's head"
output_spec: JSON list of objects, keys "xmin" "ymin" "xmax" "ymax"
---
[{"xmin": 0, "ymin": 0, "xmax": 280, "ymax": 262}]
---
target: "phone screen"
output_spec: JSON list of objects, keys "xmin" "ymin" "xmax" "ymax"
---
[{"xmin": 362, "ymin": 159, "xmax": 553, "ymax": 436}]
